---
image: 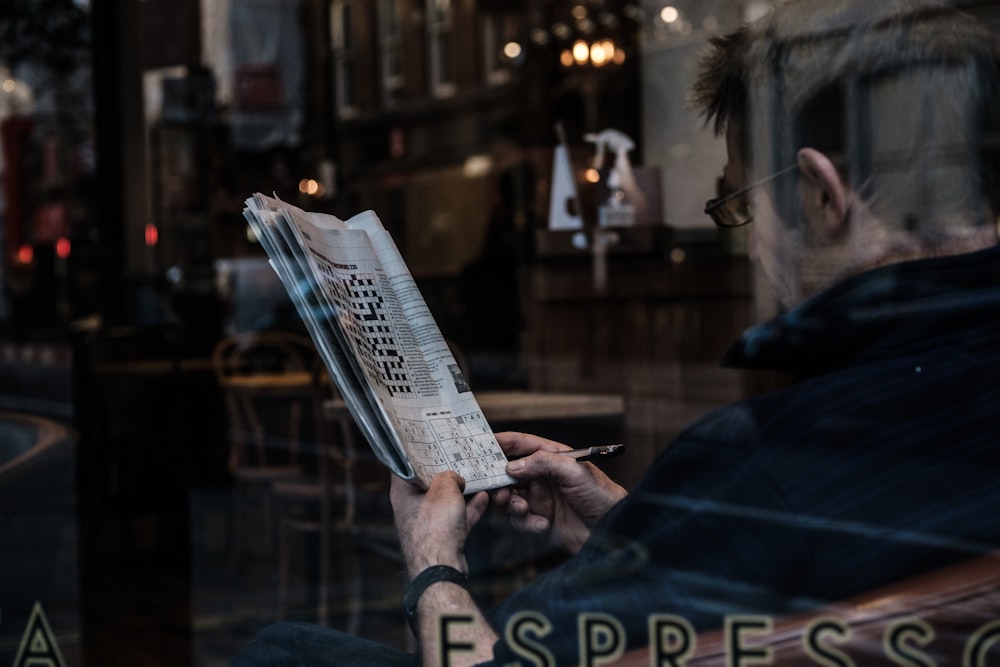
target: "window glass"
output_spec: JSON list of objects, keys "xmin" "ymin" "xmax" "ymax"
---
[
  {"xmin": 426, "ymin": 0, "xmax": 455, "ymax": 96},
  {"xmin": 332, "ymin": 0, "xmax": 359, "ymax": 117},
  {"xmin": 378, "ymin": 0, "xmax": 403, "ymax": 105},
  {"xmin": 2, "ymin": 1, "xmax": 999, "ymax": 665}
]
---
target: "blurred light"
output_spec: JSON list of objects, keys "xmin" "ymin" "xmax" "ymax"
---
[
  {"xmin": 598, "ymin": 11, "xmax": 619, "ymax": 28},
  {"xmin": 572, "ymin": 40, "xmax": 589, "ymax": 65},
  {"xmin": 623, "ymin": 4, "xmax": 643, "ymax": 20},
  {"xmin": 16, "ymin": 244, "xmax": 33, "ymax": 264},
  {"xmin": 2, "ymin": 79, "xmax": 15, "ymax": 94},
  {"xmin": 165, "ymin": 265, "xmax": 183, "ymax": 285},
  {"xmin": 390, "ymin": 126, "xmax": 406, "ymax": 158},
  {"xmin": 319, "ymin": 159, "xmax": 336, "ymax": 198},
  {"xmin": 55, "ymin": 237, "xmax": 71, "ymax": 259},
  {"xmin": 144, "ymin": 223, "xmax": 159, "ymax": 247},
  {"xmin": 744, "ymin": 0, "xmax": 771, "ymax": 22},
  {"xmin": 299, "ymin": 178, "xmax": 322, "ymax": 196},
  {"xmin": 571, "ymin": 4, "xmax": 587, "ymax": 20},
  {"xmin": 462, "ymin": 154, "xmax": 493, "ymax": 178},
  {"xmin": 670, "ymin": 247, "xmax": 687, "ymax": 263},
  {"xmin": 530, "ymin": 28, "xmax": 550, "ymax": 46},
  {"xmin": 613, "ymin": 48, "xmax": 626, "ymax": 65},
  {"xmin": 584, "ymin": 168, "xmax": 601, "ymax": 184},
  {"xmin": 560, "ymin": 49, "xmax": 575, "ymax": 67},
  {"xmin": 660, "ymin": 6, "xmax": 679, "ymax": 23},
  {"xmin": 590, "ymin": 42, "xmax": 608, "ymax": 66},
  {"xmin": 552, "ymin": 22, "xmax": 572, "ymax": 40},
  {"xmin": 503, "ymin": 41, "xmax": 523, "ymax": 60}
]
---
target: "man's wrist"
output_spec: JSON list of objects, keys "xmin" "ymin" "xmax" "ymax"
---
[
  {"xmin": 404, "ymin": 550, "xmax": 463, "ymax": 579},
  {"xmin": 402, "ymin": 564, "xmax": 470, "ymax": 634}
]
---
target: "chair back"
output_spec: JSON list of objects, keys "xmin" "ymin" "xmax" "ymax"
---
[{"xmin": 212, "ymin": 331, "xmax": 323, "ymax": 475}]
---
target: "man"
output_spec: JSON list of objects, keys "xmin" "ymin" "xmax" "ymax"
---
[{"xmin": 234, "ymin": 0, "xmax": 1000, "ymax": 664}]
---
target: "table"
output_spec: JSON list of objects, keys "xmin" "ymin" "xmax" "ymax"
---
[
  {"xmin": 217, "ymin": 371, "xmax": 313, "ymax": 390},
  {"xmin": 470, "ymin": 390, "xmax": 624, "ymax": 422}
]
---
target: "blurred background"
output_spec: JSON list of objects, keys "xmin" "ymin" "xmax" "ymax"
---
[{"xmin": 0, "ymin": 1, "xmax": 997, "ymax": 665}]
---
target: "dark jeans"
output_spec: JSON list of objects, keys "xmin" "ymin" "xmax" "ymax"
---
[{"xmin": 232, "ymin": 622, "xmax": 419, "ymax": 667}]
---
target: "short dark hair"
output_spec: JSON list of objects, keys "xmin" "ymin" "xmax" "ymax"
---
[
  {"xmin": 689, "ymin": 28, "xmax": 749, "ymax": 139},
  {"xmin": 691, "ymin": 0, "xmax": 1000, "ymax": 231}
]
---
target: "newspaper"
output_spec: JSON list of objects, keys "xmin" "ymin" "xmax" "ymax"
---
[{"xmin": 243, "ymin": 193, "xmax": 516, "ymax": 494}]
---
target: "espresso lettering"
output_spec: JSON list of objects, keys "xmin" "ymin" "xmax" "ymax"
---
[
  {"xmin": 505, "ymin": 611, "xmax": 555, "ymax": 667},
  {"xmin": 726, "ymin": 615, "xmax": 773, "ymax": 666},
  {"xmin": 439, "ymin": 614, "xmax": 475, "ymax": 667},
  {"xmin": 579, "ymin": 613, "xmax": 625, "ymax": 667},
  {"xmin": 965, "ymin": 620, "xmax": 1000, "ymax": 667},
  {"xmin": 649, "ymin": 615, "xmax": 695, "ymax": 667},
  {"xmin": 497, "ymin": 611, "xmax": 1000, "ymax": 667},
  {"xmin": 804, "ymin": 619, "xmax": 851, "ymax": 667},
  {"xmin": 886, "ymin": 619, "xmax": 935, "ymax": 667}
]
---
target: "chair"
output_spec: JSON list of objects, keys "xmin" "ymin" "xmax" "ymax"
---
[
  {"xmin": 271, "ymin": 337, "xmax": 467, "ymax": 631},
  {"xmin": 603, "ymin": 551, "xmax": 1000, "ymax": 666},
  {"xmin": 271, "ymin": 369, "xmax": 401, "ymax": 632},
  {"xmin": 211, "ymin": 330, "xmax": 321, "ymax": 576}
]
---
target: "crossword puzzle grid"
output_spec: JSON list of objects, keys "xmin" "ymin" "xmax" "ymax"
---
[
  {"xmin": 400, "ymin": 411, "xmax": 508, "ymax": 482},
  {"xmin": 330, "ymin": 272, "xmax": 415, "ymax": 398}
]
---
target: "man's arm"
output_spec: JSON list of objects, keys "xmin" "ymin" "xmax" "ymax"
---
[
  {"xmin": 412, "ymin": 577, "xmax": 496, "ymax": 667},
  {"xmin": 390, "ymin": 472, "xmax": 498, "ymax": 666}
]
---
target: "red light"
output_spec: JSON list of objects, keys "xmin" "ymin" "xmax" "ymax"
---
[
  {"xmin": 56, "ymin": 237, "xmax": 71, "ymax": 259},
  {"xmin": 144, "ymin": 223, "xmax": 159, "ymax": 246},
  {"xmin": 16, "ymin": 244, "xmax": 33, "ymax": 264}
]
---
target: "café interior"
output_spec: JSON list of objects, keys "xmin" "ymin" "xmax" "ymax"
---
[{"xmin": 1, "ymin": 1, "xmax": 998, "ymax": 665}]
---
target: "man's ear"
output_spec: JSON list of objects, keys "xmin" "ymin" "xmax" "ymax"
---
[{"xmin": 797, "ymin": 148, "xmax": 849, "ymax": 236}]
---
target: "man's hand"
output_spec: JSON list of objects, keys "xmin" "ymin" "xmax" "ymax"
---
[
  {"xmin": 390, "ymin": 471, "xmax": 490, "ymax": 578},
  {"xmin": 492, "ymin": 432, "xmax": 628, "ymax": 554}
]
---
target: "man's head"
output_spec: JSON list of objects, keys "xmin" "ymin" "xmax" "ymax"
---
[{"xmin": 693, "ymin": 0, "xmax": 1000, "ymax": 307}]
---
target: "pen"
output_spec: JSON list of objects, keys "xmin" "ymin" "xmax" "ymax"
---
[{"xmin": 559, "ymin": 444, "xmax": 626, "ymax": 462}]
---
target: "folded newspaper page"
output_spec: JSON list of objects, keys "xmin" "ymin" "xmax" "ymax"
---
[{"xmin": 243, "ymin": 193, "xmax": 516, "ymax": 494}]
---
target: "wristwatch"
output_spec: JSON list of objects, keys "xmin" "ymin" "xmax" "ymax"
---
[{"xmin": 402, "ymin": 564, "xmax": 469, "ymax": 634}]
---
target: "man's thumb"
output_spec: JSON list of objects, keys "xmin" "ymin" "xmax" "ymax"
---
[{"xmin": 505, "ymin": 450, "xmax": 575, "ymax": 481}]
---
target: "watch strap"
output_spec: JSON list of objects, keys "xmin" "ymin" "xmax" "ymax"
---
[{"xmin": 402, "ymin": 565, "xmax": 469, "ymax": 634}]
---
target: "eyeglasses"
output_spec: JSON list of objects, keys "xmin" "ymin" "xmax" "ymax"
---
[{"xmin": 703, "ymin": 164, "xmax": 799, "ymax": 227}]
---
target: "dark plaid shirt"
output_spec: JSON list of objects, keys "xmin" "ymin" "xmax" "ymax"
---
[{"xmin": 487, "ymin": 246, "xmax": 1000, "ymax": 665}]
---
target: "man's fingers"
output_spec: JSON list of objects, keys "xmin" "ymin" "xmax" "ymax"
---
[
  {"xmin": 505, "ymin": 449, "xmax": 582, "ymax": 483},
  {"xmin": 425, "ymin": 470, "xmax": 466, "ymax": 501},
  {"xmin": 496, "ymin": 431, "xmax": 570, "ymax": 459},
  {"xmin": 511, "ymin": 513, "xmax": 550, "ymax": 536},
  {"xmin": 466, "ymin": 491, "xmax": 490, "ymax": 529},
  {"xmin": 491, "ymin": 486, "xmax": 512, "ymax": 507},
  {"xmin": 508, "ymin": 493, "xmax": 529, "ymax": 516}
]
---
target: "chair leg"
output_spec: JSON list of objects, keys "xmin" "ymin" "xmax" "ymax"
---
[
  {"xmin": 318, "ymin": 520, "xmax": 330, "ymax": 626},
  {"xmin": 276, "ymin": 511, "xmax": 290, "ymax": 620},
  {"xmin": 345, "ymin": 535, "xmax": 363, "ymax": 635},
  {"xmin": 225, "ymin": 486, "xmax": 246, "ymax": 584}
]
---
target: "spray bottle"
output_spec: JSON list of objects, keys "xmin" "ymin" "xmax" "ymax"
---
[{"xmin": 584, "ymin": 128, "xmax": 640, "ymax": 228}]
